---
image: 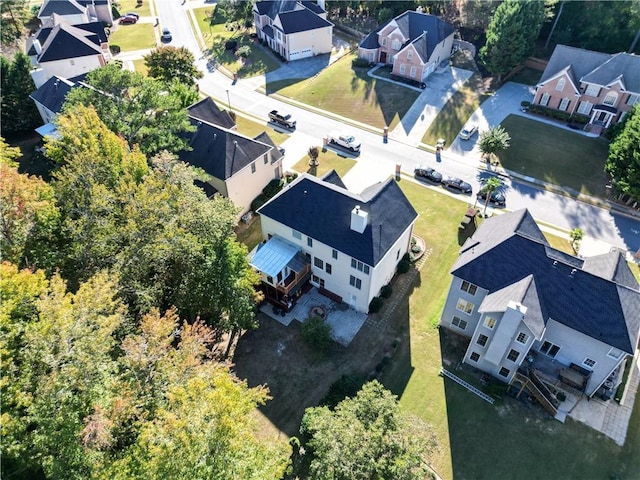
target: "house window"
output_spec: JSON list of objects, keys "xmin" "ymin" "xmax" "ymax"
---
[
  {"xmin": 407, "ymin": 51, "xmax": 413, "ymax": 61},
  {"xmin": 556, "ymin": 78, "xmax": 566, "ymax": 91},
  {"xmin": 627, "ymin": 94, "xmax": 639, "ymax": 106},
  {"xmin": 305, "ymin": 252, "xmax": 311, "ymax": 261},
  {"xmin": 277, "ymin": 271, "xmax": 283, "ymax": 283},
  {"xmin": 263, "ymin": 154, "xmax": 268, "ymax": 164},
  {"xmin": 516, "ymin": 332, "xmax": 528, "ymax": 344},
  {"xmin": 382, "ymin": 37, "xmax": 387, "ymax": 47},
  {"xmin": 484, "ymin": 317, "xmax": 497, "ymax": 329},
  {"xmin": 460, "ymin": 281, "xmax": 477, "ymax": 295},
  {"xmin": 477, "ymin": 334, "xmax": 488, "ymax": 347},
  {"xmin": 292, "ymin": 230, "xmax": 302, "ymax": 240},
  {"xmin": 507, "ymin": 349, "xmax": 520, "ymax": 362},
  {"xmin": 584, "ymin": 84, "xmax": 600, "ymax": 97},
  {"xmin": 307, "ymin": 237, "xmax": 313, "ymax": 247},
  {"xmin": 607, "ymin": 347, "xmax": 623, "ymax": 360},
  {"xmin": 603, "ymin": 92, "xmax": 618, "ymax": 106},
  {"xmin": 349, "ymin": 275, "xmax": 362, "ymax": 290},
  {"xmin": 399, "ymin": 63, "xmax": 406, "ymax": 75},
  {"xmin": 540, "ymin": 341, "xmax": 560, "ymax": 358},
  {"xmin": 451, "ymin": 316, "xmax": 468, "ymax": 330},
  {"xmin": 559, "ymin": 98, "xmax": 570, "ymax": 111},
  {"xmin": 369, "ymin": 51, "xmax": 375, "ymax": 62},
  {"xmin": 251, "ymin": 162, "xmax": 256, "ymax": 173},
  {"xmin": 410, "ymin": 65, "xmax": 416, "ymax": 78},
  {"xmin": 392, "ymin": 39, "xmax": 401, "ymax": 50},
  {"xmin": 351, "ymin": 259, "xmax": 370, "ymax": 275},
  {"xmin": 499, "ymin": 367, "xmax": 510, "ymax": 377},
  {"xmin": 456, "ymin": 299, "xmax": 474, "ymax": 315},
  {"xmin": 314, "ymin": 257, "xmax": 323, "ymax": 269},
  {"xmin": 540, "ymin": 93, "xmax": 550, "ymax": 106},
  {"xmin": 470, "ymin": 352, "xmax": 480, "ymax": 362},
  {"xmin": 325, "ymin": 263, "xmax": 332, "ymax": 274},
  {"xmin": 577, "ymin": 101, "xmax": 592, "ymax": 115},
  {"xmin": 332, "ymin": 249, "xmax": 338, "ymax": 259},
  {"xmin": 396, "ymin": 249, "xmax": 400, "ymax": 260},
  {"xmin": 266, "ymin": 275, "xmax": 273, "ymax": 284},
  {"xmin": 583, "ymin": 358, "xmax": 596, "ymax": 369}
]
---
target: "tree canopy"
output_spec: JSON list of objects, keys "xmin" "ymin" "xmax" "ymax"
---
[
  {"xmin": 144, "ymin": 46, "xmax": 203, "ymax": 86},
  {"xmin": 479, "ymin": 0, "xmax": 545, "ymax": 81},
  {"xmin": 478, "ymin": 125, "xmax": 511, "ymax": 160},
  {"xmin": 605, "ymin": 106, "xmax": 640, "ymax": 202},
  {"xmin": 63, "ymin": 64, "xmax": 195, "ymax": 155},
  {"xmin": 300, "ymin": 381, "xmax": 436, "ymax": 480},
  {"xmin": 1, "ymin": 53, "xmax": 42, "ymax": 137}
]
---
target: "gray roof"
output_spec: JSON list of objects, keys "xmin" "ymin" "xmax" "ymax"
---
[
  {"xmin": 320, "ymin": 169, "xmax": 346, "ymax": 189},
  {"xmin": 29, "ymin": 75, "xmax": 76, "ymax": 113},
  {"xmin": 452, "ymin": 209, "xmax": 640, "ymax": 354},
  {"xmin": 277, "ymin": 8, "xmax": 332, "ymax": 34},
  {"xmin": 539, "ymin": 45, "xmax": 640, "ymax": 94},
  {"xmin": 255, "ymin": 0, "xmax": 326, "ymax": 19},
  {"xmin": 253, "ymin": 131, "xmax": 283, "ymax": 164},
  {"xmin": 582, "ymin": 249, "xmax": 639, "ymax": 290},
  {"xmin": 257, "ymin": 174, "xmax": 418, "ymax": 267},
  {"xmin": 187, "ymin": 97, "xmax": 235, "ymax": 130},
  {"xmin": 28, "ymin": 20, "xmax": 106, "ymax": 62},
  {"xmin": 39, "ymin": 0, "xmax": 86, "ymax": 18},
  {"xmin": 180, "ymin": 119, "xmax": 272, "ymax": 180}
]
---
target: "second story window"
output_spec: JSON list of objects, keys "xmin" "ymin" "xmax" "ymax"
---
[
  {"xmin": 556, "ymin": 78, "xmax": 566, "ymax": 92},
  {"xmin": 603, "ymin": 92, "xmax": 618, "ymax": 106},
  {"xmin": 392, "ymin": 39, "xmax": 401, "ymax": 50},
  {"xmin": 382, "ymin": 37, "xmax": 387, "ymax": 47},
  {"xmin": 251, "ymin": 162, "xmax": 256, "ymax": 173},
  {"xmin": 407, "ymin": 50, "xmax": 413, "ymax": 61},
  {"xmin": 584, "ymin": 84, "xmax": 600, "ymax": 97},
  {"xmin": 460, "ymin": 280, "xmax": 477, "ymax": 295}
]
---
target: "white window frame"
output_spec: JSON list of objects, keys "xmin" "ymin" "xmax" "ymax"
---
[
  {"xmin": 451, "ymin": 316, "xmax": 468, "ymax": 330},
  {"xmin": 483, "ymin": 317, "xmax": 497, "ymax": 329},
  {"xmin": 603, "ymin": 92, "xmax": 618, "ymax": 106},
  {"xmin": 460, "ymin": 280, "xmax": 477, "ymax": 295},
  {"xmin": 498, "ymin": 367, "xmax": 510, "ymax": 377},
  {"xmin": 582, "ymin": 358, "xmax": 596, "ymax": 369},
  {"xmin": 507, "ymin": 349, "xmax": 520, "ymax": 363},
  {"xmin": 476, "ymin": 334, "xmax": 488, "ymax": 347},
  {"xmin": 399, "ymin": 63, "xmax": 406, "ymax": 75},
  {"xmin": 540, "ymin": 93, "xmax": 550, "ymax": 106},
  {"xmin": 540, "ymin": 341, "xmax": 561, "ymax": 358},
  {"xmin": 349, "ymin": 275, "xmax": 362, "ymax": 290},
  {"xmin": 627, "ymin": 94, "xmax": 639, "ymax": 106},
  {"xmin": 410, "ymin": 65, "xmax": 416, "ymax": 78},
  {"xmin": 292, "ymin": 229, "xmax": 301, "ymax": 240},
  {"xmin": 392, "ymin": 39, "xmax": 401, "ymax": 50},
  {"xmin": 307, "ymin": 237, "xmax": 313, "ymax": 247},
  {"xmin": 332, "ymin": 249, "xmax": 338, "ymax": 259},
  {"xmin": 470, "ymin": 351, "xmax": 480, "ymax": 362},
  {"xmin": 456, "ymin": 298, "xmax": 474, "ymax": 315},
  {"xmin": 516, "ymin": 332, "xmax": 528, "ymax": 344},
  {"xmin": 607, "ymin": 347, "xmax": 623, "ymax": 360},
  {"xmin": 577, "ymin": 101, "xmax": 592, "ymax": 115},
  {"xmin": 559, "ymin": 98, "xmax": 570, "ymax": 111},
  {"xmin": 313, "ymin": 257, "xmax": 323, "ymax": 269},
  {"xmin": 556, "ymin": 78, "xmax": 566, "ymax": 92},
  {"xmin": 382, "ymin": 37, "xmax": 387, "ymax": 47},
  {"xmin": 407, "ymin": 50, "xmax": 413, "ymax": 61},
  {"xmin": 585, "ymin": 84, "xmax": 600, "ymax": 97}
]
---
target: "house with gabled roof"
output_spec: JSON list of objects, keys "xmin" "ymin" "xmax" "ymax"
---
[
  {"xmin": 533, "ymin": 45, "xmax": 640, "ymax": 132},
  {"xmin": 26, "ymin": 14, "xmax": 110, "ymax": 88},
  {"xmin": 180, "ymin": 98, "xmax": 283, "ymax": 217},
  {"xmin": 253, "ymin": 0, "xmax": 333, "ymax": 61},
  {"xmin": 358, "ymin": 9, "xmax": 455, "ymax": 83},
  {"xmin": 38, "ymin": 0, "xmax": 113, "ymax": 26},
  {"xmin": 254, "ymin": 172, "xmax": 418, "ymax": 313},
  {"xmin": 440, "ymin": 209, "xmax": 640, "ymax": 410}
]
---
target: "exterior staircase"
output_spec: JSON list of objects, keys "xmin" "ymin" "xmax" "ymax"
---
[{"xmin": 514, "ymin": 370, "xmax": 559, "ymax": 417}]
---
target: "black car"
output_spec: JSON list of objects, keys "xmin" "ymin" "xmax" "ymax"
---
[
  {"xmin": 414, "ymin": 165, "xmax": 442, "ymax": 183},
  {"xmin": 476, "ymin": 188, "xmax": 506, "ymax": 206},
  {"xmin": 442, "ymin": 175, "xmax": 472, "ymax": 193},
  {"xmin": 161, "ymin": 27, "xmax": 172, "ymax": 42}
]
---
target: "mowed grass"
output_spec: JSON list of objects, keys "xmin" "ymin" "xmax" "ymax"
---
[
  {"xmin": 116, "ymin": 0, "xmax": 151, "ymax": 17},
  {"xmin": 291, "ymin": 149, "xmax": 356, "ymax": 178},
  {"xmin": 234, "ymin": 114, "xmax": 289, "ymax": 146},
  {"xmin": 268, "ymin": 53, "xmax": 420, "ymax": 130},
  {"xmin": 235, "ymin": 214, "xmax": 263, "ymax": 251},
  {"xmin": 377, "ymin": 182, "xmax": 639, "ymax": 479},
  {"xmin": 498, "ymin": 114, "xmax": 610, "ymax": 197},
  {"xmin": 132, "ymin": 59, "xmax": 148, "ymax": 76},
  {"xmin": 109, "ymin": 23, "xmax": 156, "ymax": 51}
]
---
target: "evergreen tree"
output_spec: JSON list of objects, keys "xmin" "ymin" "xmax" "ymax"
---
[{"xmin": 1, "ymin": 53, "xmax": 42, "ymax": 137}]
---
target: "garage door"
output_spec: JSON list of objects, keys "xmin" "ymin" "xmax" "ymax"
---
[{"xmin": 289, "ymin": 48, "xmax": 313, "ymax": 60}]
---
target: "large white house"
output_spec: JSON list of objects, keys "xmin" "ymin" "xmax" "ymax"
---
[
  {"xmin": 440, "ymin": 209, "xmax": 640, "ymax": 409},
  {"xmin": 253, "ymin": 172, "xmax": 418, "ymax": 313},
  {"xmin": 38, "ymin": 0, "xmax": 114, "ymax": 26}
]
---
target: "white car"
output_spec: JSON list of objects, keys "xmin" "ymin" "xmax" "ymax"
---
[{"xmin": 459, "ymin": 125, "xmax": 478, "ymax": 140}]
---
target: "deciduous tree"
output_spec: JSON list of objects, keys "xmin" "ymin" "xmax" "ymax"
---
[
  {"xmin": 144, "ymin": 46, "xmax": 203, "ymax": 86},
  {"xmin": 478, "ymin": 125, "xmax": 511, "ymax": 161},
  {"xmin": 605, "ymin": 105, "xmax": 640, "ymax": 202}
]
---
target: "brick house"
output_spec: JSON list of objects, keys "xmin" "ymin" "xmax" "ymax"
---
[
  {"xmin": 533, "ymin": 45, "xmax": 640, "ymax": 131},
  {"xmin": 358, "ymin": 9, "xmax": 454, "ymax": 83}
]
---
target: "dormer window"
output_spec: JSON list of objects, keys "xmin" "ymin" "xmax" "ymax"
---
[{"xmin": 556, "ymin": 78, "xmax": 565, "ymax": 92}]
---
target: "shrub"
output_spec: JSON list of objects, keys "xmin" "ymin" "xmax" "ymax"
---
[
  {"xmin": 225, "ymin": 39, "xmax": 238, "ymax": 51},
  {"xmin": 352, "ymin": 58, "xmax": 369, "ymax": 68},
  {"xmin": 109, "ymin": 45, "xmax": 121, "ymax": 55},
  {"xmin": 300, "ymin": 316, "xmax": 332, "ymax": 352},
  {"xmin": 320, "ymin": 373, "xmax": 367, "ymax": 409},
  {"xmin": 112, "ymin": 5, "xmax": 120, "ymax": 18},
  {"xmin": 521, "ymin": 100, "xmax": 530, "ymax": 108},
  {"xmin": 262, "ymin": 178, "xmax": 282, "ymax": 198},
  {"xmin": 380, "ymin": 284, "xmax": 393, "ymax": 299},
  {"xmin": 369, "ymin": 296, "xmax": 384, "ymax": 313},
  {"xmin": 397, "ymin": 258, "xmax": 411, "ymax": 274},
  {"xmin": 250, "ymin": 193, "xmax": 267, "ymax": 211},
  {"xmin": 236, "ymin": 45, "xmax": 251, "ymax": 58}
]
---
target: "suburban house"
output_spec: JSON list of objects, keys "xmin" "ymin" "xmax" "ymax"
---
[
  {"xmin": 253, "ymin": 0, "xmax": 333, "ymax": 61},
  {"xmin": 358, "ymin": 9, "xmax": 455, "ymax": 83},
  {"xmin": 29, "ymin": 74, "xmax": 84, "ymax": 137},
  {"xmin": 38, "ymin": 0, "xmax": 113, "ymax": 26},
  {"xmin": 26, "ymin": 14, "xmax": 110, "ymax": 88},
  {"xmin": 533, "ymin": 45, "xmax": 640, "ymax": 132},
  {"xmin": 180, "ymin": 98, "xmax": 283, "ymax": 217},
  {"xmin": 440, "ymin": 209, "xmax": 640, "ymax": 413},
  {"xmin": 253, "ymin": 172, "xmax": 418, "ymax": 313}
]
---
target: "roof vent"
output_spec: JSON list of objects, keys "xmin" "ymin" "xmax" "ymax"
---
[
  {"xmin": 552, "ymin": 260, "xmax": 558, "ymax": 267},
  {"xmin": 570, "ymin": 268, "xmax": 577, "ymax": 276}
]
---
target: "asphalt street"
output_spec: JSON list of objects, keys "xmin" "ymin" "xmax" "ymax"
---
[{"xmin": 151, "ymin": 0, "xmax": 640, "ymax": 257}]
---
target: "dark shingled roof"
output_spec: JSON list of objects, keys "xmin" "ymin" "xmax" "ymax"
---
[
  {"xmin": 29, "ymin": 75, "xmax": 76, "ymax": 113},
  {"xmin": 452, "ymin": 209, "xmax": 640, "ymax": 354},
  {"xmin": 320, "ymin": 169, "xmax": 346, "ymax": 189},
  {"xmin": 257, "ymin": 174, "xmax": 418, "ymax": 267},
  {"xmin": 582, "ymin": 249, "xmax": 639, "ymax": 290},
  {"xmin": 29, "ymin": 20, "xmax": 106, "ymax": 62},
  {"xmin": 255, "ymin": 0, "xmax": 326, "ymax": 19},
  {"xmin": 187, "ymin": 97, "xmax": 235, "ymax": 130},
  {"xmin": 277, "ymin": 8, "xmax": 332, "ymax": 34},
  {"xmin": 393, "ymin": 11, "xmax": 454, "ymax": 63},
  {"xmin": 180, "ymin": 119, "xmax": 272, "ymax": 180},
  {"xmin": 39, "ymin": 0, "xmax": 86, "ymax": 18},
  {"xmin": 253, "ymin": 131, "xmax": 283, "ymax": 164}
]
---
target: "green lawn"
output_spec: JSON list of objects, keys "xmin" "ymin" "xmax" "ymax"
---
[
  {"xmin": 234, "ymin": 115, "xmax": 289, "ymax": 146},
  {"xmin": 291, "ymin": 149, "xmax": 356, "ymax": 178},
  {"xmin": 268, "ymin": 53, "xmax": 419, "ymax": 130},
  {"xmin": 375, "ymin": 181, "xmax": 639, "ymax": 479},
  {"xmin": 109, "ymin": 23, "xmax": 156, "ymax": 52},
  {"xmin": 236, "ymin": 215, "xmax": 263, "ymax": 252},
  {"xmin": 132, "ymin": 58, "xmax": 148, "ymax": 76},
  {"xmin": 116, "ymin": 0, "xmax": 151, "ymax": 17},
  {"xmin": 498, "ymin": 114, "xmax": 610, "ymax": 197}
]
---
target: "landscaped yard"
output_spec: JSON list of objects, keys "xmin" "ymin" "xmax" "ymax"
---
[
  {"xmin": 291, "ymin": 148, "xmax": 356, "ymax": 179},
  {"xmin": 267, "ymin": 53, "xmax": 419, "ymax": 130},
  {"xmin": 232, "ymin": 181, "xmax": 640, "ymax": 480},
  {"xmin": 115, "ymin": 0, "xmax": 151, "ymax": 18},
  {"xmin": 234, "ymin": 114, "xmax": 289, "ymax": 146},
  {"xmin": 498, "ymin": 114, "xmax": 610, "ymax": 197},
  {"xmin": 108, "ymin": 23, "xmax": 156, "ymax": 52},
  {"xmin": 132, "ymin": 58, "xmax": 148, "ymax": 75}
]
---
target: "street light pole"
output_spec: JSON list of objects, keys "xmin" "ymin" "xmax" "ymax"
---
[{"xmin": 226, "ymin": 89, "xmax": 231, "ymax": 112}]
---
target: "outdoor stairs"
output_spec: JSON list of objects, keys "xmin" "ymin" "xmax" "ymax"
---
[
  {"xmin": 514, "ymin": 370, "xmax": 559, "ymax": 418},
  {"xmin": 440, "ymin": 368, "xmax": 495, "ymax": 404}
]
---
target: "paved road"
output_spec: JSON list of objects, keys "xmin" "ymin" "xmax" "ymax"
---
[{"xmin": 151, "ymin": 0, "xmax": 640, "ymax": 257}]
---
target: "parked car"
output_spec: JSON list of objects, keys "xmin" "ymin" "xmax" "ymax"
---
[
  {"xmin": 161, "ymin": 27, "xmax": 172, "ymax": 42},
  {"xmin": 119, "ymin": 15, "xmax": 138, "ymax": 24},
  {"xmin": 327, "ymin": 131, "xmax": 361, "ymax": 152},
  {"xmin": 268, "ymin": 110, "xmax": 296, "ymax": 129},
  {"xmin": 459, "ymin": 125, "xmax": 478, "ymax": 140},
  {"xmin": 124, "ymin": 12, "xmax": 140, "ymax": 19},
  {"xmin": 476, "ymin": 186, "xmax": 506, "ymax": 206},
  {"xmin": 442, "ymin": 176, "xmax": 472, "ymax": 193},
  {"xmin": 414, "ymin": 165, "xmax": 442, "ymax": 183}
]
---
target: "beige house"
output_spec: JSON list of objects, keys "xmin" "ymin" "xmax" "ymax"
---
[
  {"xmin": 181, "ymin": 98, "xmax": 283, "ymax": 218},
  {"xmin": 253, "ymin": 0, "xmax": 333, "ymax": 61},
  {"xmin": 533, "ymin": 45, "xmax": 640, "ymax": 132},
  {"xmin": 358, "ymin": 9, "xmax": 454, "ymax": 84}
]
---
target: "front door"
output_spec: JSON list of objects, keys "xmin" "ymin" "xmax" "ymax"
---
[{"xmin": 380, "ymin": 51, "xmax": 387, "ymax": 63}]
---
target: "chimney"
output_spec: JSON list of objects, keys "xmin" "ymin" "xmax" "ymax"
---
[
  {"xmin": 33, "ymin": 39, "xmax": 43, "ymax": 56},
  {"xmin": 350, "ymin": 205, "xmax": 368, "ymax": 234}
]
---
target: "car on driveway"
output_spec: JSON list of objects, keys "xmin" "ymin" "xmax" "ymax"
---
[
  {"xmin": 119, "ymin": 15, "xmax": 138, "ymax": 24},
  {"xmin": 459, "ymin": 125, "xmax": 478, "ymax": 140},
  {"xmin": 476, "ymin": 186, "xmax": 506, "ymax": 206},
  {"xmin": 124, "ymin": 12, "xmax": 140, "ymax": 19},
  {"xmin": 442, "ymin": 175, "xmax": 472, "ymax": 193},
  {"xmin": 161, "ymin": 27, "xmax": 172, "ymax": 42},
  {"xmin": 414, "ymin": 165, "xmax": 442, "ymax": 183}
]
